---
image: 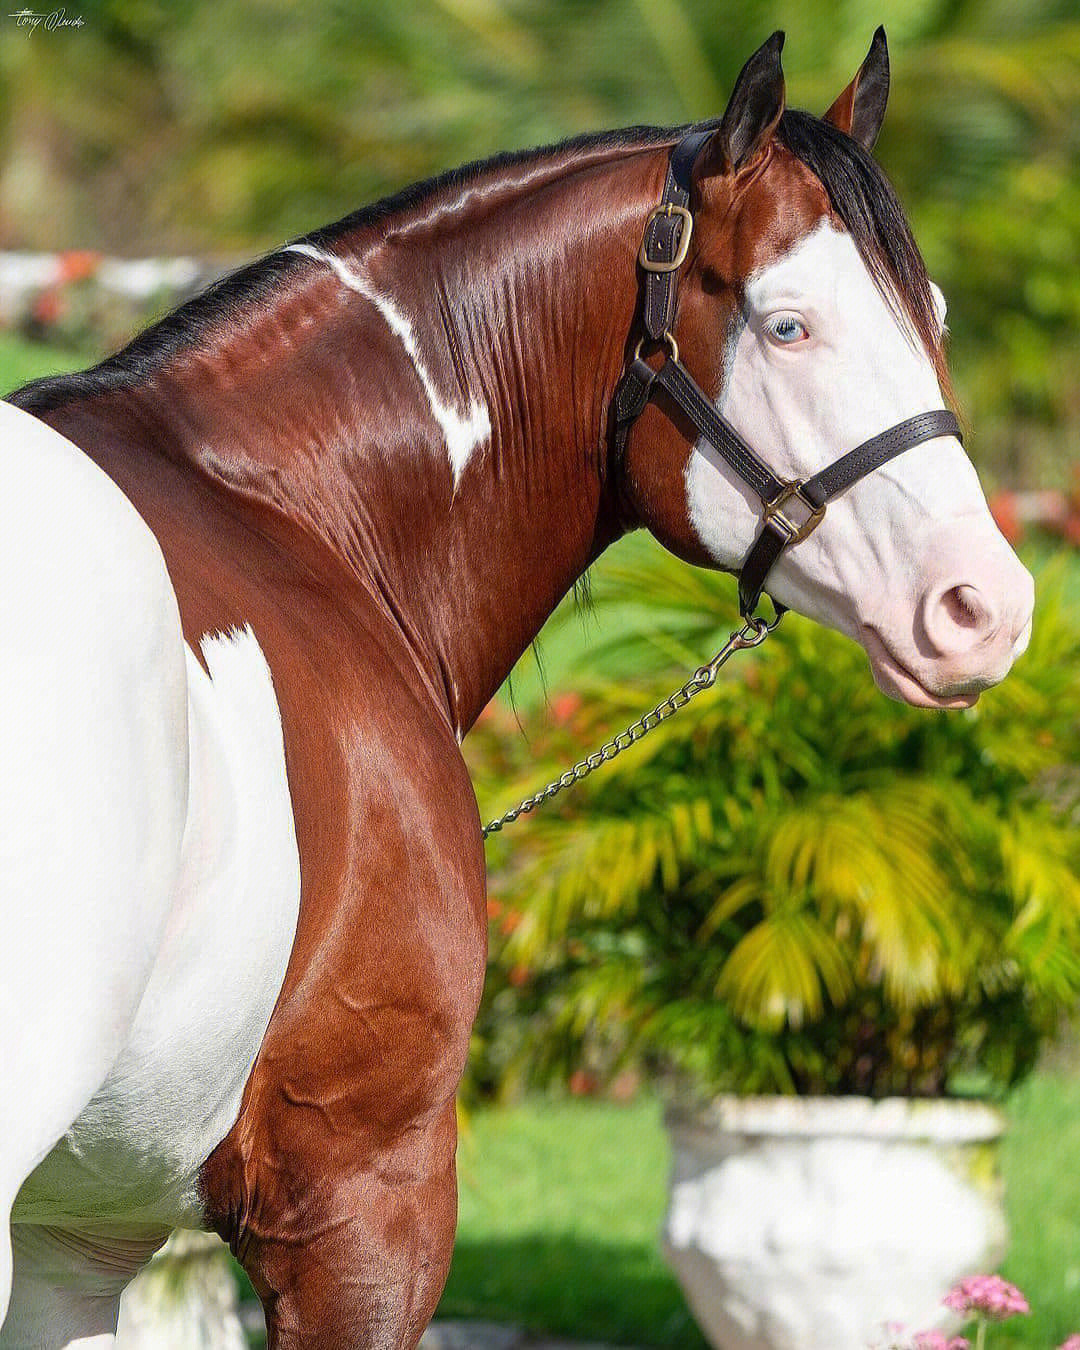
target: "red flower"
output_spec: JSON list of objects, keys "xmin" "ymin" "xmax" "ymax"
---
[
  {"xmin": 988, "ymin": 491, "xmax": 1021, "ymax": 546},
  {"xmin": 32, "ymin": 289, "xmax": 64, "ymax": 324},
  {"xmin": 551, "ymin": 691, "xmax": 583, "ymax": 725},
  {"xmin": 568, "ymin": 1069, "xmax": 597, "ymax": 1096}
]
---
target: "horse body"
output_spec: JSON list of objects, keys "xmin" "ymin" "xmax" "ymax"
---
[
  {"xmin": 13, "ymin": 625, "xmax": 301, "ymax": 1230},
  {"xmin": 5, "ymin": 319, "xmax": 493, "ymax": 1344},
  {"xmin": 3, "ymin": 31, "xmax": 1034, "ymax": 1349},
  {"xmin": 1, "ymin": 403, "xmax": 305, "ymax": 1342}
]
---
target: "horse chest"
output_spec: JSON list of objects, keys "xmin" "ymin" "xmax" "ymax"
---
[{"xmin": 14, "ymin": 628, "xmax": 302, "ymax": 1229}]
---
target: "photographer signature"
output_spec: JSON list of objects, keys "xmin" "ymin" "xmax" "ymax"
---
[{"xmin": 8, "ymin": 8, "xmax": 85, "ymax": 34}]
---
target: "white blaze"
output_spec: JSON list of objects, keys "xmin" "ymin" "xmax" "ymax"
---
[{"xmin": 683, "ymin": 220, "xmax": 1032, "ymax": 705}]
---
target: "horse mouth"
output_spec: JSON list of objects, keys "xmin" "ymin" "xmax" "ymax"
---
[{"xmin": 859, "ymin": 626, "xmax": 979, "ymax": 710}]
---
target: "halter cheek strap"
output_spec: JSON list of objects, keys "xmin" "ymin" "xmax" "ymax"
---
[{"xmin": 614, "ymin": 129, "xmax": 962, "ymax": 619}]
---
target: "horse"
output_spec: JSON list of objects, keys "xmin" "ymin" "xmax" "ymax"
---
[{"xmin": 1, "ymin": 28, "xmax": 1033, "ymax": 1350}]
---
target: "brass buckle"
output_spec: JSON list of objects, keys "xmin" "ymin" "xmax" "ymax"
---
[
  {"xmin": 763, "ymin": 481, "xmax": 826, "ymax": 544},
  {"xmin": 632, "ymin": 331, "xmax": 679, "ymax": 364},
  {"xmin": 638, "ymin": 204, "xmax": 693, "ymax": 274}
]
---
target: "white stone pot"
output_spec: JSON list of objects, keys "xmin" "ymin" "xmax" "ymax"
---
[
  {"xmin": 116, "ymin": 1230, "xmax": 247, "ymax": 1350},
  {"xmin": 662, "ymin": 1096, "xmax": 1007, "ymax": 1350}
]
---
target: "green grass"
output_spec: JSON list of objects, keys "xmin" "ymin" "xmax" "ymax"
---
[
  {"xmin": 442, "ymin": 1098, "xmax": 707, "ymax": 1348},
  {"xmin": 0, "ymin": 330, "xmax": 88, "ymax": 393},
  {"xmin": 432, "ymin": 1077, "xmax": 1080, "ymax": 1348},
  {"xmin": 996, "ymin": 1069, "xmax": 1080, "ymax": 1346}
]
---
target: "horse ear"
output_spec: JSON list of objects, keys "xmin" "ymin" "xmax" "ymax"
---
[
  {"xmin": 710, "ymin": 31, "xmax": 786, "ymax": 174},
  {"xmin": 824, "ymin": 26, "xmax": 890, "ymax": 150}
]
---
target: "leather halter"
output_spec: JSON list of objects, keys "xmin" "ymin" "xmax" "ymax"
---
[{"xmin": 612, "ymin": 129, "xmax": 962, "ymax": 618}]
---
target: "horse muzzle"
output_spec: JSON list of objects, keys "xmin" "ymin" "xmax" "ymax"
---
[{"xmin": 860, "ymin": 521, "xmax": 1035, "ymax": 708}]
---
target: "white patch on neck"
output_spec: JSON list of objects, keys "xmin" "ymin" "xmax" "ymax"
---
[{"xmin": 284, "ymin": 241, "xmax": 490, "ymax": 485}]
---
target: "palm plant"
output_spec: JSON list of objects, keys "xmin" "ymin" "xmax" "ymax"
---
[{"xmin": 465, "ymin": 539, "xmax": 1080, "ymax": 1101}]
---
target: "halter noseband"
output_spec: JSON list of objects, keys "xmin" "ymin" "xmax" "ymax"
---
[{"xmin": 612, "ymin": 129, "xmax": 961, "ymax": 619}]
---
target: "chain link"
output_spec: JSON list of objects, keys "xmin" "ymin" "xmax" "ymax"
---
[{"xmin": 481, "ymin": 613, "xmax": 780, "ymax": 839}]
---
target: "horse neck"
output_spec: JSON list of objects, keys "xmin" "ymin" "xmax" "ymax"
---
[{"xmin": 188, "ymin": 142, "xmax": 672, "ymax": 738}]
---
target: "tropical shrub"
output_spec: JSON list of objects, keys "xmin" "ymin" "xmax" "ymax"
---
[{"xmin": 465, "ymin": 541, "xmax": 1080, "ymax": 1102}]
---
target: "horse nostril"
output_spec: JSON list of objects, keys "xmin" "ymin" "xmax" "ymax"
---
[
  {"xmin": 923, "ymin": 583, "xmax": 998, "ymax": 658},
  {"xmin": 940, "ymin": 584, "xmax": 989, "ymax": 632}
]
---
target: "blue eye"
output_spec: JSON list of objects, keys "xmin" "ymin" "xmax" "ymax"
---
[{"xmin": 767, "ymin": 315, "xmax": 809, "ymax": 344}]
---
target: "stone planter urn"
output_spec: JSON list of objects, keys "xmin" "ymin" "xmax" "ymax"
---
[
  {"xmin": 662, "ymin": 1096, "xmax": 1007, "ymax": 1350},
  {"xmin": 116, "ymin": 1230, "xmax": 247, "ymax": 1349}
]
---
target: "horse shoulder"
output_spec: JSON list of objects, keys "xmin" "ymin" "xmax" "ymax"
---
[{"xmin": 198, "ymin": 615, "xmax": 487, "ymax": 1252}]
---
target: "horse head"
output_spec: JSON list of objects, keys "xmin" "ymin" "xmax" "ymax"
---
[{"xmin": 620, "ymin": 30, "xmax": 1034, "ymax": 708}]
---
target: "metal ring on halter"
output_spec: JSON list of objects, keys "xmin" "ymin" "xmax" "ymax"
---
[
  {"xmin": 632, "ymin": 331, "xmax": 679, "ymax": 364},
  {"xmin": 735, "ymin": 616, "xmax": 772, "ymax": 648},
  {"xmin": 742, "ymin": 595, "xmax": 787, "ymax": 632}
]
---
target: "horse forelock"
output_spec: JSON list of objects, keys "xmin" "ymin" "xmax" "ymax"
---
[{"xmin": 774, "ymin": 110, "xmax": 951, "ymax": 394}]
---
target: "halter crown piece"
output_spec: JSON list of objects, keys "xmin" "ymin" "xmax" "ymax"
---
[{"xmin": 612, "ymin": 128, "xmax": 961, "ymax": 619}]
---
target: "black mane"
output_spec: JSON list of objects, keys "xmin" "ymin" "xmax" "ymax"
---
[{"xmin": 7, "ymin": 112, "xmax": 936, "ymax": 417}]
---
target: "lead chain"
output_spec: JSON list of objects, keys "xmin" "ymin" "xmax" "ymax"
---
[{"xmin": 481, "ymin": 614, "xmax": 777, "ymax": 839}]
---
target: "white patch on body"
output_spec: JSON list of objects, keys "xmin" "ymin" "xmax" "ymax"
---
[
  {"xmin": 2, "ymin": 400, "xmax": 301, "ymax": 1339},
  {"xmin": 683, "ymin": 221, "xmax": 1032, "ymax": 701},
  {"xmin": 2, "ymin": 400, "xmax": 191, "ymax": 1340},
  {"xmin": 14, "ymin": 625, "xmax": 301, "ymax": 1234},
  {"xmin": 284, "ymin": 240, "xmax": 490, "ymax": 484}
]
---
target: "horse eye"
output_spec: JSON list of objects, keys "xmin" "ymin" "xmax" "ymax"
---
[{"xmin": 767, "ymin": 315, "xmax": 809, "ymax": 345}]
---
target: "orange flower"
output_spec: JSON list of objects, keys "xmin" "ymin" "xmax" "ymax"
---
[
  {"xmin": 989, "ymin": 491, "xmax": 1022, "ymax": 545},
  {"xmin": 58, "ymin": 250, "xmax": 101, "ymax": 283},
  {"xmin": 551, "ymin": 691, "xmax": 583, "ymax": 725},
  {"xmin": 499, "ymin": 908, "xmax": 523, "ymax": 936}
]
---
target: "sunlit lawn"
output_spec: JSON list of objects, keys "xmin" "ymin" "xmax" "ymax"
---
[
  {"xmin": 0, "ymin": 329, "xmax": 87, "ymax": 392},
  {"xmin": 429, "ymin": 1074, "xmax": 1080, "ymax": 1348},
  {"xmin": 442, "ymin": 1097, "xmax": 707, "ymax": 1348}
]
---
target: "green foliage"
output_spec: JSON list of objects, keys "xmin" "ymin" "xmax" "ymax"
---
[
  {"xmin": 466, "ymin": 543, "xmax": 1080, "ymax": 1101},
  {"xmin": 0, "ymin": 330, "xmax": 84, "ymax": 388},
  {"xmin": 2, "ymin": 2, "xmax": 1078, "ymax": 482}
]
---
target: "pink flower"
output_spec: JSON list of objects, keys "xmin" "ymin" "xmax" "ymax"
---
[
  {"xmin": 942, "ymin": 1275, "xmax": 1029, "ymax": 1319},
  {"xmin": 1057, "ymin": 1338, "xmax": 1080, "ymax": 1350},
  {"xmin": 912, "ymin": 1332, "xmax": 969, "ymax": 1350}
]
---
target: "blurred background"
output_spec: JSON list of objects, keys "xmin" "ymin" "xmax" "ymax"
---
[{"xmin": 2, "ymin": 2, "xmax": 1080, "ymax": 1346}]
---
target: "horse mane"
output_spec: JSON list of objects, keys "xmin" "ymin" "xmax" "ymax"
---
[{"xmin": 7, "ymin": 112, "xmax": 943, "ymax": 417}]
